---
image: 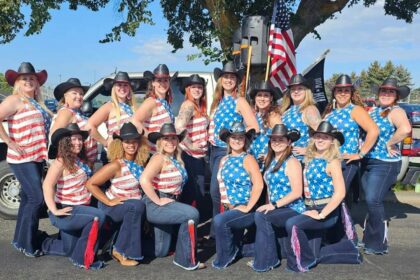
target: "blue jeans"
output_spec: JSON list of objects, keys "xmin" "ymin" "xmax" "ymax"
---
[
  {"xmin": 42, "ymin": 205, "xmax": 106, "ymax": 267},
  {"xmin": 9, "ymin": 162, "xmax": 45, "ymax": 256},
  {"xmin": 361, "ymin": 158, "xmax": 401, "ymax": 253},
  {"xmin": 181, "ymin": 152, "xmax": 206, "ymax": 217},
  {"xmin": 98, "ymin": 199, "xmax": 145, "ymax": 260},
  {"xmin": 209, "ymin": 145, "xmax": 227, "ymax": 237},
  {"xmin": 252, "ymin": 208, "xmax": 299, "ymax": 272},
  {"xmin": 143, "ymin": 196, "xmax": 200, "ymax": 270},
  {"xmin": 342, "ymin": 161, "xmax": 359, "ymax": 191},
  {"xmin": 212, "ymin": 209, "xmax": 255, "ymax": 269}
]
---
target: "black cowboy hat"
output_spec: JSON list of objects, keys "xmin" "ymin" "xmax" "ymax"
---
[
  {"xmin": 287, "ymin": 74, "xmax": 312, "ymax": 90},
  {"xmin": 143, "ymin": 64, "xmax": 179, "ymax": 81},
  {"xmin": 371, "ymin": 77, "xmax": 411, "ymax": 100},
  {"xmin": 309, "ymin": 121, "xmax": 344, "ymax": 146},
  {"xmin": 53, "ymin": 78, "xmax": 89, "ymax": 101},
  {"xmin": 249, "ymin": 81, "xmax": 282, "ymax": 101},
  {"xmin": 113, "ymin": 122, "xmax": 144, "ymax": 140},
  {"xmin": 103, "ymin": 71, "xmax": 140, "ymax": 91},
  {"xmin": 332, "ymin": 74, "xmax": 355, "ymax": 92},
  {"xmin": 268, "ymin": 124, "xmax": 300, "ymax": 143},
  {"xmin": 219, "ymin": 122, "xmax": 256, "ymax": 143},
  {"xmin": 181, "ymin": 74, "xmax": 206, "ymax": 95},
  {"xmin": 213, "ymin": 61, "xmax": 245, "ymax": 81},
  {"xmin": 48, "ymin": 123, "xmax": 89, "ymax": 159},
  {"xmin": 148, "ymin": 123, "xmax": 186, "ymax": 144},
  {"xmin": 5, "ymin": 62, "xmax": 48, "ymax": 86}
]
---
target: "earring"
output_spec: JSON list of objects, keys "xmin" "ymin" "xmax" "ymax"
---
[{"xmin": 332, "ymin": 98, "xmax": 336, "ymax": 109}]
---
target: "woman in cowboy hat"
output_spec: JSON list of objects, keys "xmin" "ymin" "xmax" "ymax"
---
[
  {"xmin": 42, "ymin": 123, "xmax": 106, "ymax": 269},
  {"xmin": 249, "ymin": 124, "xmax": 305, "ymax": 272},
  {"xmin": 249, "ymin": 81, "xmax": 282, "ymax": 169},
  {"xmin": 175, "ymin": 74, "xmax": 209, "ymax": 215},
  {"xmin": 208, "ymin": 61, "xmax": 259, "ymax": 239},
  {"xmin": 0, "ymin": 62, "xmax": 52, "ymax": 256},
  {"xmin": 212, "ymin": 122, "xmax": 263, "ymax": 269},
  {"xmin": 359, "ymin": 78, "xmax": 411, "ymax": 255},
  {"xmin": 285, "ymin": 121, "xmax": 361, "ymax": 272},
  {"xmin": 88, "ymin": 71, "xmax": 138, "ymax": 149},
  {"xmin": 133, "ymin": 64, "xmax": 177, "ymax": 152},
  {"xmin": 322, "ymin": 74, "xmax": 379, "ymax": 243},
  {"xmin": 50, "ymin": 78, "xmax": 98, "ymax": 167},
  {"xmin": 86, "ymin": 122, "xmax": 149, "ymax": 266},
  {"xmin": 281, "ymin": 74, "xmax": 322, "ymax": 160},
  {"xmin": 139, "ymin": 123, "xmax": 206, "ymax": 270}
]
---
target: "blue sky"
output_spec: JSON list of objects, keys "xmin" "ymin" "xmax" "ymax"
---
[{"xmin": 1, "ymin": 0, "xmax": 419, "ymax": 89}]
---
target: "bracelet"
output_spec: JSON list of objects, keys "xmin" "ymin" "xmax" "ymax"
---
[
  {"xmin": 358, "ymin": 151, "xmax": 366, "ymax": 158},
  {"xmin": 318, "ymin": 212, "xmax": 326, "ymax": 219},
  {"xmin": 272, "ymin": 202, "xmax": 279, "ymax": 209}
]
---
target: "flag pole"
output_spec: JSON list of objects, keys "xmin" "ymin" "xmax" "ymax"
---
[
  {"xmin": 264, "ymin": 54, "xmax": 271, "ymax": 81},
  {"xmin": 244, "ymin": 46, "xmax": 253, "ymax": 95}
]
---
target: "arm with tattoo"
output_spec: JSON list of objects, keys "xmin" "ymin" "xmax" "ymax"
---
[
  {"xmin": 303, "ymin": 105, "xmax": 322, "ymax": 130},
  {"xmin": 175, "ymin": 101, "xmax": 195, "ymax": 150}
]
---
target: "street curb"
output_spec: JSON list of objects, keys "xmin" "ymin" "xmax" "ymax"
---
[{"xmin": 384, "ymin": 191, "xmax": 420, "ymax": 206}]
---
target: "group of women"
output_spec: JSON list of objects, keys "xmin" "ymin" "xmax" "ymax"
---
[{"xmin": 0, "ymin": 61, "xmax": 411, "ymax": 272}]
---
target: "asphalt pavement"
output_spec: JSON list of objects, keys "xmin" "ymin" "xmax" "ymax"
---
[{"xmin": 1, "ymin": 192, "xmax": 420, "ymax": 280}]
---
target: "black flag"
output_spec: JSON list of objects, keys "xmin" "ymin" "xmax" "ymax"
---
[{"xmin": 303, "ymin": 57, "xmax": 328, "ymax": 114}]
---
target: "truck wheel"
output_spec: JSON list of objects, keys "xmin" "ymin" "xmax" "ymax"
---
[{"xmin": 0, "ymin": 161, "xmax": 20, "ymax": 219}]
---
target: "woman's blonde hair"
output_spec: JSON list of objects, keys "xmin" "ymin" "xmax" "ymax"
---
[
  {"xmin": 107, "ymin": 137, "xmax": 149, "ymax": 166},
  {"xmin": 304, "ymin": 137, "xmax": 342, "ymax": 164},
  {"xmin": 280, "ymin": 87, "xmax": 315, "ymax": 115},
  {"xmin": 156, "ymin": 138, "xmax": 184, "ymax": 165},
  {"xmin": 210, "ymin": 76, "xmax": 243, "ymax": 115},
  {"xmin": 13, "ymin": 75, "xmax": 53, "ymax": 116},
  {"xmin": 111, "ymin": 85, "xmax": 137, "ymax": 126}
]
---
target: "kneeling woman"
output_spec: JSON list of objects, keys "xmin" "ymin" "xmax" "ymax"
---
[
  {"xmin": 285, "ymin": 121, "xmax": 361, "ymax": 272},
  {"xmin": 140, "ymin": 123, "xmax": 205, "ymax": 270},
  {"xmin": 42, "ymin": 124, "xmax": 105, "ymax": 269},
  {"xmin": 212, "ymin": 122, "xmax": 263, "ymax": 269},
  {"xmin": 86, "ymin": 122, "xmax": 149, "ymax": 266},
  {"xmin": 250, "ymin": 124, "xmax": 305, "ymax": 272}
]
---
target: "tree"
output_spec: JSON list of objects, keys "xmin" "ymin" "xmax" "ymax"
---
[
  {"xmin": 1, "ymin": 1, "xmax": 419, "ymax": 63},
  {"xmin": 326, "ymin": 61, "xmax": 414, "ymax": 99},
  {"xmin": 0, "ymin": 73, "xmax": 13, "ymax": 95}
]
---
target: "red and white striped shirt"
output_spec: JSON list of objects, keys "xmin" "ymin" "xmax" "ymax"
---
[
  {"xmin": 152, "ymin": 157, "xmax": 183, "ymax": 195},
  {"xmin": 53, "ymin": 108, "xmax": 98, "ymax": 163},
  {"xmin": 55, "ymin": 163, "xmax": 91, "ymax": 205},
  {"xmin": 179, "ymin": 115, "xmax": 208, "ymax": 158},
  {"xmin": 7, "ymin": 101, "xmax": 48, "ymax": 164},
  {"xmin": 106, "ymin": 109, "xmax": 132, "ymax": 138},
  {"xmin": 106, "ymin": 159, "xmax": 142, "ymax": 200},
  {"xmin": 217, "ymin": 157, "xmax": 229, "ymax": 204},
  {"xmin": 144, "ymin": 99, "xmax": 173, "ymax": 152}
]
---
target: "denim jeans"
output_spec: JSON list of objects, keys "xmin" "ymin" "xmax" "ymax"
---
[
  {"xmin": 143, "ymin": 196, "xmax": 200, "ymax": 270},
  {"xmin": 327, "ymin": 161, "xmax": 360, "ymax": 243},
  {"xmin": 42, "ymin": 205, "xmax": 106, "ymax": 267},
  {"xmin": 9, "ymin": 162, "xmax": 45, "ymax": 256},
  {"xmin": 212, "ymin": 209, "xmax": 255, "ymax": 269},
  {"xmin": 252, "ymin": 208, "xmax": 299, "ymax": 272},
  {"xmin": 209, "ymin": 145, "xmax": 227, "ymax": 237},
  {"xmin": 360, "ymin": 158, "xmax": 401, "ymax": 253},
  {"xmin": 181, "ymin": 152, "xmax": 206, "ymax": 217},
  {"xmin": 98, "ymin": 199, "xmax": 145, "ymax": 260}
]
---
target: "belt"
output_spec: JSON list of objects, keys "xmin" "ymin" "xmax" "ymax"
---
[
  {"xmin": 159, "ymin": 192, "xmax": 179, "ymax": 200},
  {"xmin": 304, "ymin": 197, "xmax": 331, "ymax": 207}
]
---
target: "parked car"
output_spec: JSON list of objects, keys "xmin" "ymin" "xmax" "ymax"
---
[{"xmin": 0, "ymin": 72, "xmax": 216, "ymax": 219}]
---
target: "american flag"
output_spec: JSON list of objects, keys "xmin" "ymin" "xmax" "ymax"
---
[{"xmin": 268, "ymin": 0, "xmax": 296, "ymax": 91}]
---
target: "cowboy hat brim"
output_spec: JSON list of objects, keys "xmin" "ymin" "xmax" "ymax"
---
[
  {"xmin": 309, "ymin": 129, "xmax": 345, "ymax": 146},
  {"xmin": 148, "ymin": 129, "xmax": 187, "ymax": 144},
  {"xmin": 113, "ymin": 129, "xmax": 144, "ymax": 140},
  {"xmin": 53, "ymin": 83, "xmax": 89, "ymax": 101},
  {"xmin": 213, "ymin": 68, "xmax": 245, "ymax": 82},
  {"xmin": 372, "ymin": 84, "xmax": 411, "ymax": 100},
  {"xmin": 5, "ymin": 69, "xmax": 48, "ymax": 86},
  {"xmin": 103, "ymin": 78, "xmax": 140, "ymax": 92},
  {"xmin": 219, "ymin": 128, "xmax": 256, "ymax": 143},
  {"xmin": 249, "ymin": 87, "xmax": 282, "ymax": 101},
  {"xmin": 143, "ymin": 71, "xmax": 179, "ymax": 82},
  {"xmin": 268, "ymin": 129, "xmax": 300, "ymax": 143}
]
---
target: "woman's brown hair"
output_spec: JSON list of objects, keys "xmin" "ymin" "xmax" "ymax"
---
[
  {"xmin": 57, "ymin": 136, "xmax": 87, "ymax": 173},
  {"xmin": 210, "ymin": 76, "xmax": 243, "ymax": 115},
  {"xmin": 264, "ymin": 141, "xmax": 293, "ymax": 173},
  {"xmin": 322, "ymin": 88, "xmax": 365, "ymax": 118}
]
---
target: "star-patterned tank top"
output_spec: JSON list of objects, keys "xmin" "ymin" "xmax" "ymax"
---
[
  {"xmin": 264, "ymin": 157, "xmax": 306, "ymax": 213},
  {"xmin": 304, "ymin": 158, "xmax": 334, "ymax": 200},
  {"xmin": 324, "ymin": 104, "xmax": 359, "ymax": 154},
  {"xmin": 250, "ymin": 112, "xmax": 271, "ymax": 170},
  {"xmin": 282, "ymin": 105, "xmax": 309, "ymax": 160}
]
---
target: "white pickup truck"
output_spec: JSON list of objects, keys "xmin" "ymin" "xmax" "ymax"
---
[{"xmin": 0, "ymin": 71, "xmax": 216, "ymax": 219}]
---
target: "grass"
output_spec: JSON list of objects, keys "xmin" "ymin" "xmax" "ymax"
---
[{"xmin": 392, "ymin": 181, "xmax": 416, "ymax": 191}]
